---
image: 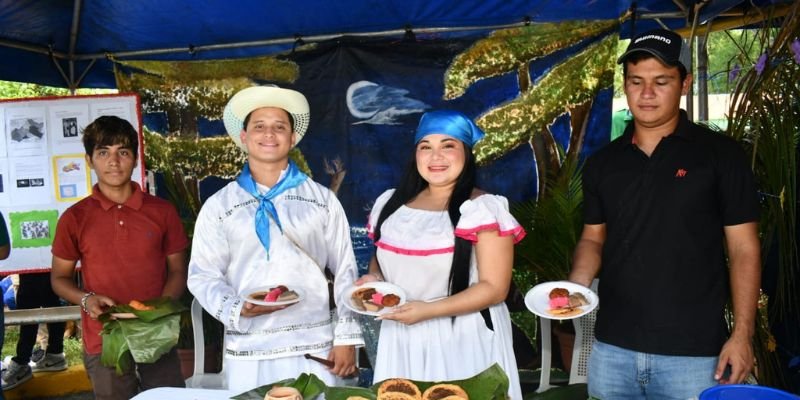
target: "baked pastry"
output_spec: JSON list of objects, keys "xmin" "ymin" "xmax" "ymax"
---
[
  {"xmin": 422, "ymin": 383, "xmax": 468, "ymax": 400},
  {"xmin": 547, "ymin": 307, "xmax": 583, "ymax": 317},
  {"xmin": 547, "ymin": 286, "xmax": 591, "ymax": 317},
  {"xmin": 351, "ymin": 286, "xmax": 402, "ymax": 312},
  {"xmin": 250, "ymin": 285, "xmax": 298, "ymax": 303},
  {"xmin": 377, "ymin": 394, "xmax": 419, "ymax": 400},
  {"xmin": 568, "ymin": 292, "xmax": 589, "ymax": 307},
  {"xmin": 264, "ymin": 386, "xmax": 302, "ymax": 400},
  {"xmin": 378, "ymin": 378, "xmax": 422, "ymax": 400},
  {"xmin": 382, "ymin": 294, "xmax": 401, "ymax": 307},
  {"xmin": 278, "ymin": 290, "xmax": 299, "ymax": 301}
]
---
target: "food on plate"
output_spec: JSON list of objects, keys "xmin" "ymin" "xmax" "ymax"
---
[
  {"xmin": 351, "ymin": 286, "xmax": 401, "ymax": 313},
  {"xmin": 422, "ymin": 383, "xmax": 469, "ymax": 400},
  {"xmin": 264, "ymin": 386, "xmax": 302, "ymax": 400},
  {"xmin": 547, "ymin": 287, "xmax": 589, "ymax": 317},
  {"xmin": 128, "ymin": 300, "xmax": 154, "ymax": 311},
  {"xmin": 377, "ymin": 378, "xmax": 422, "ymax": 400},
  {"xmin": 251, "ymin": 285, "xmax": 299, "ymax": 303},
  {"xmin": 382, "ymin": 293, "xmax": 401, "ymax": 307},
  {"xmin": 548, "ymin": 287, "xmax": 569, "ymax": 298},
  {"xmin": 568, "ymin": 292, "xmax": 589, "ymax": 308}
]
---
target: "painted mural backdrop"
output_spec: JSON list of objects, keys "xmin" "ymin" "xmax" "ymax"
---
[{"xmin": 115, "ymin": 21, "xmax": 617, "ymax": 267}]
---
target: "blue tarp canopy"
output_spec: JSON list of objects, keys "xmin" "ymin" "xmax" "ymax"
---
[{"xmin": 0, "ymin": 0, "xmax": 786, "ymax": 89}]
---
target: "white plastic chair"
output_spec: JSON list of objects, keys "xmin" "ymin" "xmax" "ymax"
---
[
  {"xmin": 184, "ymin": 297, "xmax": 226, "ymax": 389},
  {"xmin": 536, "ymin": 279, "xmax": 598, "ymax": 393}
]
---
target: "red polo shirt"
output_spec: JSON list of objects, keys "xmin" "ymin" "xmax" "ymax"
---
[{"xmin": 52, "ymin": 182, "xmax": 189, "ymax": 354}]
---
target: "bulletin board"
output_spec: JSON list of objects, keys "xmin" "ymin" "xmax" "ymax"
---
[{"xmin": 0, "ymin": 93, "xmax": 145, "ymax": 274}]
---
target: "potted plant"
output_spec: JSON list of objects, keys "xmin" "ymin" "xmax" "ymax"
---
[
  {"xmin": 511, "ymin": 146, "xmax": 584, "ymax": 372},
  {"xmin": 158, "ymin": 169, "xmax": 224, "ymax": 378}
]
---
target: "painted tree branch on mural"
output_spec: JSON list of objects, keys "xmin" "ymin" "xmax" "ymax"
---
[
  {"xmin": 444, "ymin": 20, "xmax": 617, "ymax": 100},
  {"xmin": 473, "ymin": 34, "xmax": 616, "ymax": 164}
]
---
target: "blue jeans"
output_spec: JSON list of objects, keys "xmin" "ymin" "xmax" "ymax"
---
[{"xmin": 588, "ymin": 340, "xmax": 718, "ymax": 400}]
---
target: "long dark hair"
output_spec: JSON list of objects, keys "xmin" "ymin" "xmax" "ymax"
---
[{"xmin": 373, "ymin": 144, "xmax": 477, "ymax": 297}]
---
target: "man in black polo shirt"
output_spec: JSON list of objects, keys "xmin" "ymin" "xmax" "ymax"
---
[{"xmin": 569, "ymin": 28, "xmax": 761, "ymax": 398}]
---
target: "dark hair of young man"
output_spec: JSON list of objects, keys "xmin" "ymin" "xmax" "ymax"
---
[
  {"xmin": 622, "ymin": 52, "xmax": 689, "ymax": 82},
  {"xmin": 243, "ymin": 109, "xmax": 295, "ymax": 132},
  {"xmin": 373, "ymin": 145, "xmax": 477, "ymax": 297},
  {"xmin": 81, "ymin": 116, "xmax": 139, "ymax": 160}
]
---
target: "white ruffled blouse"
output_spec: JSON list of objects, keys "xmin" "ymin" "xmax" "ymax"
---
[{"xmin": 367, "ymin": 189, "xmax": 526, "ymax": 301}]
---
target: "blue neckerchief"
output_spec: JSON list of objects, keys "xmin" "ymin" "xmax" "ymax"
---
[{"xmin": 236, "ymin": 161, "xmax": 307, "ymax": 258}]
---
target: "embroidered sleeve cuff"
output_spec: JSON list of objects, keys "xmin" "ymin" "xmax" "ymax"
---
[
  {"xmin": 229, "ymin": 297, "xmax": 251, "ymax": 333},
  {"xmin": 333, "ymin": 317, "xmax": 364, "ymax": 347}
]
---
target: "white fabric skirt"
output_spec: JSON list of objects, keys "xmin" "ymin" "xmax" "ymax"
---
[
  {"xmin": 225, "ymin": 351, "xmax": 345, "ymax": 393},
  {"xmin": 372, "ymin": 303, "xmax": 522, "ymax": 400}
]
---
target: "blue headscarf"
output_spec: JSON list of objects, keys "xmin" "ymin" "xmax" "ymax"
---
[{"xmin": 414, "ymin": 110, "xmax": 485, "ymax": 147}]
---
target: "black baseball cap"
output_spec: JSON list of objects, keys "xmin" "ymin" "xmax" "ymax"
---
[{"xmin": 617, "ymin": 29, "xmax": 691, "ymax": 70}]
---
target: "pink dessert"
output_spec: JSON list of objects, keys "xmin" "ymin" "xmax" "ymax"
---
[
  {"xmin": 264, "ymin": 288, "xmax": 283, "ymax": 302},
  {"xmin": 549, "ymin": 296, "xmax": 569, "ymax": 309},
  {"xmin": 371, "ymin": 292, "xmax": 384, "ymax": 305}
]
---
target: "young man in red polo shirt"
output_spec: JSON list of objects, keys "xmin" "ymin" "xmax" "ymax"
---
[{"xmin": 50, "ymin": 116, "xmax": 189, "ymax": 400}]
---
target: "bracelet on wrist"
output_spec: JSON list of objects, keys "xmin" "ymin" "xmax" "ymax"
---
[
  {"xmin": 371, "ymin": 273, "xmax": 384, "ymax": 282},
  {"xmin": 80, "ymin": 292, "xmax": 96, "ymax": 314}
]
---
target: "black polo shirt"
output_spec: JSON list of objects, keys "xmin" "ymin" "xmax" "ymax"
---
[{"xmin": 583, "ymin": 110, "xmax": 759, "ymax": 356}]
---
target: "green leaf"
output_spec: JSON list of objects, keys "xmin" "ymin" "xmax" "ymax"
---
[
  {"xmin": 232, "ymin": 364, "xmax": 510, "ymax": 399},
  {"xmin": 118, "ymin": 314, "xmax": 181, "ymax": 364},
  {"xmin": 99, "ymin": 297, "xmax": 184, "ymax": 373},
  {"xmin": 371, "ymin": 363, "xmax": 510, "ymax": 400},
  {"xmin": 100, "ymin": 321, "xmax": 133, "ymax": 375},
  {"xmin": 99, "ymin": 296, "xmax": 186, "ymax": 323}
]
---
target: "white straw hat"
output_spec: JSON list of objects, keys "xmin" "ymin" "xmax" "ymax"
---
[{"xmin": 222, "ymin": 86, "xmax": 310, "ymax": 151}]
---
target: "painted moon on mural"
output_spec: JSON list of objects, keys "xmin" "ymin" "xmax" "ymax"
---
[
  {"xmin": 346, "ymin": 80, "xmax": 381, "ymax": 119},
  {"xmin": 346, "ymin": 80, "xmax": 430, "ymax": 125}
]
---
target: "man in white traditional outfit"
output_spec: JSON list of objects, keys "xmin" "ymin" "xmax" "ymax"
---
[{"xmin": 188, "ymin": 86, "xmax": 363, "ymax": 391}]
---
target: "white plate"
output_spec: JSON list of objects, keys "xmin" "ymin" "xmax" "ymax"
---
[
  {"xmin": 244, "ymin": 286, "xmax": 305, "ymax": 306},
  {"xmin": 344, "ymin": 281, "xmax": 407, "ymax": 316},
  {"xmin": 524, "ymin": 280, "xmax": 599, "ymax": 320}
]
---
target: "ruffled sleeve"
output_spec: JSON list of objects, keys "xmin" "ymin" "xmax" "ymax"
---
[
  {"xmin": 367, "ymin": 189, "xmax": 396, "ymax": 240},
  {"xmin": 455, "ymin": 194, "xmax": 526, "ymax": 243}
]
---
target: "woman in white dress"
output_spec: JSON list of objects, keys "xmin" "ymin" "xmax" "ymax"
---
[{"xmin": 359, "ymin": 110, "xmax": 525, "ymax": 399}]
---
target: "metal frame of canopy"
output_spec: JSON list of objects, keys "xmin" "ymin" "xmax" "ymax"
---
[{"xmin": 0, "ymin": 0, "xmax": 792, "ymax": 122}]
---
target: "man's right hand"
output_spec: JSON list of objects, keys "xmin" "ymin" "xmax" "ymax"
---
[
  {"xmin": 85, "ymin": 294, "xmax": 116, "ymax": 320},
  {"xmin": 240, "ymin": 302, "xmax": 292, "ymax": 317}
]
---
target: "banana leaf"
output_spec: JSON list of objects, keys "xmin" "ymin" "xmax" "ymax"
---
[
  {"xmin": 99, "ymin": 297, "xmax": 186, "ymax": 374},
  {"xmin": 232, "ymin": 363, "xmax": 509, "ymax": 400},
  {"xmin": 99, "ymin": 296, "xmax": 187, "ymax": 323},
  {"xmin": 232, "ymin": 373, "xmax": 326, "ymax": 400}
]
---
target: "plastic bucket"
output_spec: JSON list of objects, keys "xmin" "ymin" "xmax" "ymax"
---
[{"xmin": 699, "ymin": 384, "xmax": 799, "ymax": 400}]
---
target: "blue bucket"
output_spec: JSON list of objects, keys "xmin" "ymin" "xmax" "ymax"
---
[{"xmin": 699, "ymin": 384, "xmax": 799, "ymax": 400}]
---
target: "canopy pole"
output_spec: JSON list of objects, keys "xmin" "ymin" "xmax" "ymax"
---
[
  {"xmin": 74, "ymin": 59, "xmax": 97, "ymax": 89},
  {"xmin": 684, "ymin": 1, "xmax": 706, "ymax": 121},
  {"xmin": 696, "ymin": 19, "xmax": 712, "ymax": 122},
  {"xmin": 67, "ymin": 0, "xmax": 84, "ymax": 93},
  {"xmin": 49, "ymin": 50, "xmax": 71, "ymax": 89}
]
